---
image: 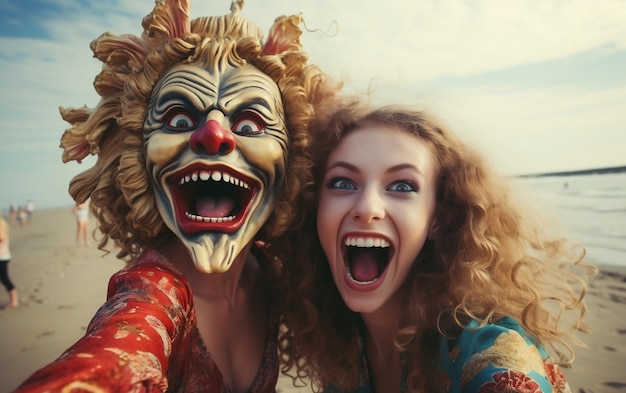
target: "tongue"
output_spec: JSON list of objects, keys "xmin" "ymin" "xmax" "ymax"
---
[
  {"xmin": 195, "ymin": 196, "xmax": 235, "ymax": 217},
  {"xmin": 350, "ymin": 248, "xmax": 380, "ymax": 282}
]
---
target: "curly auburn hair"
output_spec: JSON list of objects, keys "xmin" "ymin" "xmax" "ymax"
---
[
  {"xmin": 59, "ymin": 0, "xmax": 340, "ymax": 261},
  {"xmin": 275, "ymin": 103, "xmax": 597, "ymax": 392}
]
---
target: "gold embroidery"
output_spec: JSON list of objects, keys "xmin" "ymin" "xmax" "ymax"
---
[{"xmin": 460, "ymin": 330, "xmax": 546, "ymax": 387}]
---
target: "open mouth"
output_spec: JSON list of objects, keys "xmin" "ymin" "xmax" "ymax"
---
[
  {"xmin": 169, "ymin": 164, "xmax": 258, "ymax": 234},
  {"xmin": 343, "ymin": 236, "xmax": 392, "ymax": 284}
]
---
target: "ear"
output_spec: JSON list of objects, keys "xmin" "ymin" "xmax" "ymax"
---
[{"xmin": 427, "ymin": 217, "xmax": 438, "ymax": 241}]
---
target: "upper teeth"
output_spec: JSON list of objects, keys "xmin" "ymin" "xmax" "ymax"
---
[
  {"xmin": 345, "ymin": 237, "xmax": 390, "ymax": 248},
  {"xmin": 179, "ymin": 170, "xmax": 250, "ymax": 189}
]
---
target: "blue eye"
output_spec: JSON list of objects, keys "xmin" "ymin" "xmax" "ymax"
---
[
  {"xmin": 232, "ymin": 111, "xmax": 265, "ymax": 136},
  {"xmin": 328, "ymin": 177, "xmax": 356, "ymax": 190},
  {"xmin": 165, "ymin": 110, "xmax": 196, "ymax": 131},
  {"xmin": 388, "ymin": 181, "xmax": 417, "ymax": 192}
]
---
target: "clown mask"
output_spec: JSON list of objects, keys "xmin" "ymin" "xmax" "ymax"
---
[{"xmin": 144, "ymin": 62, "xmax": 287, "ymax": 273}]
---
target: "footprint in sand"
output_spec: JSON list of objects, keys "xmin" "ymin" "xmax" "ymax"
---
[
  {"xmin": 603, "ymin": 382, "xmax": 626, "ymax": 389},
  {"xmin": 36, "ymin": 331, "xmax": 54, "ymax": 339},
  {"xmin": 29, "ymin": 295, "xmax": 50, "ymax": 304}
]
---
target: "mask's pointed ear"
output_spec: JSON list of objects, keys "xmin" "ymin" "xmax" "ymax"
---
[
  {"xmin": 261, "ymin": 14, "xmax": 303, "ymax": 56},
  {"xmin": 143, "ymin": 0, "xmax": 191, "ymax": 41}
]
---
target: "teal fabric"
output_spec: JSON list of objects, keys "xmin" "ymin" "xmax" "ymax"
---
[
  {"xmin": 438, "ymin": 317, "xmax": 556, "ymax": 393},
  {"xmin": 326, "ymin": 317, "xmax": 565, "ymax": 392}
]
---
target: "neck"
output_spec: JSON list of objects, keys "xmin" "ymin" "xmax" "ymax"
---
[
  {"xmin": 361, "ymin": 305, "xmax": 404, "ymax": 393},
  {"xmin": 157, "ymin": 238, "xmax": 256, "ymax": 304},
  {"xmin": 362, "ymin": 312, "xmax": 399, "ymax": 360},
  {"xmin": 360, "ymin": 285, "xmax": 408, "ymax": 358}
]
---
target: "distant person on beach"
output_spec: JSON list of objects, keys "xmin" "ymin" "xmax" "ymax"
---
[
  {"xmin": 72, "ymin": 201, "xmax": 90, "ymax": 247},
  {"xmin": 25, "ymin": 200, "xmax": 35, "ymax": 223},
  {"xmin": 276, "ymin": 105, "xmax": 597, "ymax": 392},
  {"xmin": 0, "ymin": 215, "xmax": 18, "ymax": 309},
  {"xmin": 16, "ymin": 206, "xmax": 28, "ymax": 227},
  {"xmin": 8, "ymin": 204, "xmax": 17, "ymax": 224},
  {"xmin": 13, "ymin": 0, "xmax": 341, "ymax": 392}
]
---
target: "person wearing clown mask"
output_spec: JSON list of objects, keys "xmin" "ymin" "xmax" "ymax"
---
[{"xmin": 13, "ymin": 1, "xmax": 340, "ymax": 392}]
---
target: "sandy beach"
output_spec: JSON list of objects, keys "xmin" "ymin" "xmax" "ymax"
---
[{"xmin": 1, "ymin": 207, "xmax": 625, "ymax": 393}]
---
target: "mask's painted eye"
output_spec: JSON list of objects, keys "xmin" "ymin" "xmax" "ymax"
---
[
  {"xmin": 165, "ymin": 110, "xmax": 196, "ymax": 131},
  {"xmin": 232, "ymin": 112, "xmax": 265, "ymax": 136}
]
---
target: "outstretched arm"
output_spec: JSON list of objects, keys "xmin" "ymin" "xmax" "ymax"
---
[{"xmin": 13, "ymin": 252, "xmax": 191, "ymax": 393}]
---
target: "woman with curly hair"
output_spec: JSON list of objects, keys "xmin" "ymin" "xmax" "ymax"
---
[
  {"xmin": 275, "ymin": 104, "xmax": 596, "ymax": 392},
  {"xmin": 13, "ymin": 1, "xmax": 341, "ymax": 392}
]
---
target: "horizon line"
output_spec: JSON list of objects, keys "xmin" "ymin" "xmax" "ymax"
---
[{"xmin": 518, "ymin": 165, "xmax": 626, "ymax": 178}]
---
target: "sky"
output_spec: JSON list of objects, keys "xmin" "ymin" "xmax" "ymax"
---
[{"xmin": 1, "ymin": 0, "xmax": 625, "ymax": 210}]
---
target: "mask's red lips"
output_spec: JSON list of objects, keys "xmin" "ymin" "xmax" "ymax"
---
[{"xmin": 168, "ymin": 163, "xmax": 258, "ymax": 234}]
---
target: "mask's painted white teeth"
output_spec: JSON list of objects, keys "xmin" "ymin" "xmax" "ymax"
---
[
  {"xmin": 185, "ymin": 212, "xmax": 236, "ymax": 223},
  {"xmin": 178, "ymin": 170, "xmax": 250, "ymax": 189},
  {"xmin": 344, "ymin": 237, "xmax": 390, "ymax": 248}
]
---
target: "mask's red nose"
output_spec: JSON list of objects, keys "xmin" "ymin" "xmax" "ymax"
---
[{"xmin": 189, "ymin": 120, "xmax": 236, "ymax": 155}]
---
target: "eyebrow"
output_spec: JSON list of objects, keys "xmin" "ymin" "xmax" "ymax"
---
[
  {"xmin": 326, "ymin": 161, "xmax": 423, "ymax": 176},
  {"xmin": 326, "ymin": 161, "xmax": 358, "ymax": 172},
  {"xmin": 156, "ymin": 68, "xmax": 278, "ymax": 114},
  {"xmin": 220, "ymin": 74, "xmax": 279, "ymax": 112}
]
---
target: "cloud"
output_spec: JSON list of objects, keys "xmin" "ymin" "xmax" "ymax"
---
[
  {"xmin": 307, "ymin": 0, "xmax": 626, "ymax": 83},
  {"xmin": 428, "ymin": 82, "xmax": 626, "ymax": 174},
  {"xmin": 1, "ymin": 0, "xmax": 625, "ymax": 208}
]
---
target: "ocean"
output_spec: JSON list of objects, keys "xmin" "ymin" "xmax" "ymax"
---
[{"xmin": 516, "ymin": 172, "xmax": 626, "ymax": 267}]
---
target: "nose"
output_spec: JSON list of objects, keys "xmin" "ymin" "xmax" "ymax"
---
[
  {"xmin": 189, "ymin": 119, "xmax": 236, "ymax": 155},
  {"xmin": 352, "ymin": 187, "xmax": 385, "ymax": 223}
]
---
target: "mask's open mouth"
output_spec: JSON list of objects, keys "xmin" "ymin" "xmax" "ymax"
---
[
  {"xmin": 343, "ymin": 236, "xmax": 392, "ymax": 284},
  {"xmin": 169, "ymin": 164, "xmax": 258, "ymax": 234}
]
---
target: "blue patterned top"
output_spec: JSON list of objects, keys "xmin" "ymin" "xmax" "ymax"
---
[{"xmin": 326, "ymin": 317, "xmax": 571, "ymax": 392}]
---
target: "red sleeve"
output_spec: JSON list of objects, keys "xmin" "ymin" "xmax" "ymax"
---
[{"xmin": 13, "ymin": 256, "xmax": 192, "ymax": 393}]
